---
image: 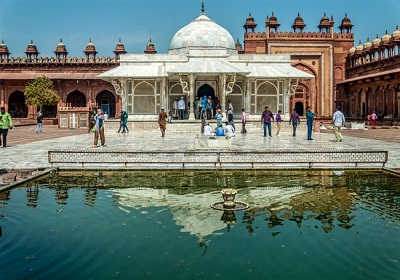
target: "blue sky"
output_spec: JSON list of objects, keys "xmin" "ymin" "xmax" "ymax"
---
[{"xmin": 0, "ymin": 0, "xmax": 399, "ymax": 57}]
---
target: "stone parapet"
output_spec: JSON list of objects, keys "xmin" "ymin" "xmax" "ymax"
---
[{"xmin": 48, "ymin": 148, "xmax": 388, "ymax": 169}]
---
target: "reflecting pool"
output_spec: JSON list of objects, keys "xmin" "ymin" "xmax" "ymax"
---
[{"xmin": 0, "ymin": 170, "xmax": 399, "ymax": 279}]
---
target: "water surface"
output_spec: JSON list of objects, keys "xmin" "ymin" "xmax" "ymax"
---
[{"xmin": 0, "ymin": 170, "xmax": 399, "ymax": 279}]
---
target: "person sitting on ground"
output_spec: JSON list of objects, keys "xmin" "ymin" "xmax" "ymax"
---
[
  {"xmin": 225, "ymin": 121, "xmax": 235, "ymax": 137},
  {"xmin": 203, "ymin": 122, "xmax": 214, "ymax": 136},
  {"xmin": 215, "ymin": 123, "xmax": 225, "ymax": 136}
]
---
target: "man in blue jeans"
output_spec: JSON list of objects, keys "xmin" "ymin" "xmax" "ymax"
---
[
  {"xmin": 306, "ymin": 106, "xmax": 315, "ymax": 140},
  {"xmin": 261, "ymin": 106, "xmax": 274, "ymax": 137}
]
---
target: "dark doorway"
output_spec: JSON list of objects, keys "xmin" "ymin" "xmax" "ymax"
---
[
  {"xmin": 197, "ymin": 84, "xmax": 215, "ymax": 100},
  {"xmin": 8, "ymin": 91, "xmax": 27, "ymax": 118},
  {"xmin": 41, "ymin": 105, "xmax": 57, "ymax": 118},
  {"xmin": 295, "ymin": 101, "xmax": 304, "ymax": 116},
  {"xmin": 96, "ymin": 90, "xmax": 116, "ymax": 117},
  {"xmin": 66, "ymin": 90, "xmax": 86, "ymax": 107}
]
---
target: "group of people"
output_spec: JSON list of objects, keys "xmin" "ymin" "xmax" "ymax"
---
[
  {"xmin": 194, "ymin": 96, "xmax": 225, "ymax": 120},
  {"xmin": 203, "ymin": 121, "xmax": 236, "ymax": 138},
  {"xmin": 260, "ymin": 105, "xmax": 346, "ymax": 142},
  {"xmin": 0, "ymin": 100, "xmax": 348, "ymax": 149},
  {"xmin": 172, "ymin": 97, "xmax": 187, "ymax": 120}
]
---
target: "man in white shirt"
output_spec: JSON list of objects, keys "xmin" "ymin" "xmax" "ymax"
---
[
  {"xmin": 225, "ymin": 121, "xmax": 235, "ymax": 137},
  {"xmin": 333, "ymin": 106, "xmax": 346, "ymax": 142},
  {"xmin": 203, "ymin": 122, "xmax": 214, "ymax": 136},
  {"xmin": 178, "ymin": 97, "xmax": 185, "ymax": 120}
]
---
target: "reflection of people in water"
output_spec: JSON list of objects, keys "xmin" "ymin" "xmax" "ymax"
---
[
  {"xmin": 85, "ymin": 189, "xmax": 97, "ymax": 208},
  {"xmin": 0, "ymin": 190, "xmax": 10, "ymax": 204},
  {"xmin": 55, "ymin": 188, "xmax": 69, "ymax": 206},
  {"xmin": 26, "ymin": 185, "xmax": 39, "ymax": 208}
]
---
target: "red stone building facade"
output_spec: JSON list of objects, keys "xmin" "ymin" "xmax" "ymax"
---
[
  {"xmin": 0, "ymin": 39, "xmax": 127, "ymax": 119},
  {"xmin": 242, "ymin": 12, "xmax": 354, "ymax": 117},
  {"xmin": 336, "ymin": 26, "xmax": 400, "ymax": 119}
]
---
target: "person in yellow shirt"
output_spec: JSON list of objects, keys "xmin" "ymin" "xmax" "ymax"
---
[{"xmin": 0, "ymin": 107, "xmax": 13, "ymax": 148}]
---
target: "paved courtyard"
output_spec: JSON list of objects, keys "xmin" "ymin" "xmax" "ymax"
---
[{"xmin": 2, "ymin": 124, "xmax": 400, "ymax": 170}]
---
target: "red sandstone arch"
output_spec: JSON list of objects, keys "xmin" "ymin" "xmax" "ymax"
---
[
  {"xmin": 8, "ymin": 91, "xmax": 27, "ymax": 118},
  {"xmin": 66, "ymin": 90, "xmax": 86, "ymax": 107}
]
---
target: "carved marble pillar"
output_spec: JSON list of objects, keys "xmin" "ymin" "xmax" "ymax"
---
[
  {"xmin": 189, "ymin": 74, "xmax": 195, "ymax": 120},
  {"xmin": 219, "ymin": 74, "xmax": 227, "ymax": 111},
  {"xmin": 244, "ymin": 78, "xmax": 251, "ymax": 114},
  {"xmin": 161, "ymin": 77, "xmax": 166, "ymax": 110},
  {"xmin": 178, "ymin": 74, "xmax": 195, "ymax": 120}
]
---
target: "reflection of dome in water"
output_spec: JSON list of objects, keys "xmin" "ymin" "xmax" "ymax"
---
[
  {"xmin": 169, "ymin": 14, "xmax": 236, "ymax": 55},
  {"xmin": 110, "ymin": 186, "xmax": 308, "ymax": 239}
]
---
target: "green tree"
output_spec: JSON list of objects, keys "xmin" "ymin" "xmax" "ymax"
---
[{"xmin": 24, "ymin": 76, "xmax": 61, "ymax": 113}]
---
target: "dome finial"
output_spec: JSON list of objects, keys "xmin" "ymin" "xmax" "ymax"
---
[{"xmin": 201, "ymin": 1, "xmax": 205, "ymax": 14}]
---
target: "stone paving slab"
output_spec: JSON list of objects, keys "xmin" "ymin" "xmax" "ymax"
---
[{"xmin": 2, "ymin": 125, "xmax": 400, "ymax": 169}]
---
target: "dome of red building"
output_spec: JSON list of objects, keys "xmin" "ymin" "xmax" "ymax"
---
[
  {"xmin": 392, "ymin": 25, "xmax": 400, "ymax": 39},
  {"xmin": 244, "ymin": 13, "xmax": 257, "ymax": 28},
  {"xmin": 381, "ymin": 30, "xmax": 391, "ymax": 42},
  {"xmin": 0, "ymin": 40, "xmax": 10, "ymax": 55},
  {"xmin": 292, "ymin": 12, "xmax": 306, "ymax": 31},
  {"xmin": 55, "ymin": 39, "xmax": 67, "ymax": 54},
  {"xmin": 144, "ymin": 38, "xmax": 157, "ymax": 54},
  {"xmin": 25, "ymin": 40, "xmax": 39, "ymax": 55},
  {"xmin": 364, "ymin": 38, "xmax": 372, "ymax": 50},
  {"xmin": 372, "ymin": 35, "xmax": 381, "ymax": 46},
  {"xmin": 114, "ymin": 39, "xmax": 127, "ymax": 55},
  {"xmin": 84, "ymin": 39, "xmax": 97, "ymax": 54}
]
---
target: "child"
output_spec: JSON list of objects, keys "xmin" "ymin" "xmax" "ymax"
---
[
  {"xmin": 168, "ymin": 110, "xmax": 173, "ymax": 123},
  {"xmin": 276, "ymin": 110, "xmax": 282, "ymax": 136}
]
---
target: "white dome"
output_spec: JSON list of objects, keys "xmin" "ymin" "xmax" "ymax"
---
[{"xmin": 169, "ymin": 14, "xmax": 236, "ymax": 55}]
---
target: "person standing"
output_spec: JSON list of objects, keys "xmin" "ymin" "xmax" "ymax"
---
[
  {"xmin": 0, "ymin": 107, "xmax": 13, "ymax": 148},
  {"xmin": 117, "ymin": 109, "xmax": 124, "ymax": 133},
  {"xmin": 173, "ymin": 98, "xmax": 178, "ymax": 118},
  {"xmin": 194, "ymin": 97, "xmax": 200, "ymax": 119},
  {"xmin": 178, "ymin": 97, "xmax": 185, "ymax": 120},
  {"xmin": 289, "ymin": 108, "xmax": 300, "ymax": 137},
  {"xmin": 227, "ymin": 99, "xmax": 233, "ymax": 113},
  {"xmin": 306, "ymin": 106, "xmax": 315, "ymax": 140},
  {"xmin": 227, "ymin": 107, "xmax": 235, "ymax": 130},
  {"xmin": 215, "ymin": 109, "xmax": 223, "ymax": 127},
  {"xmin": 88, "ymin": 109, "xmax": 96, "ymax": 133},
  {"xmin": 93, "ymin": 108, "xmax": 105, "ymax": 148},
  {"xmin": 275, "ymin": 110, "xmax": 282, "ymax": 136},
  {"xmin": 122, "ymin": 110, "xmax": 129, "ymax": 133},
  {"xmin": 36, "ymin": 111, "xmax": 43, "ymax": 133},
  {"xmin": 241, "ymin": 108, "xmax": 247, "ymax": 134},
  {"xmin": 333, "ymin": 106, "xmax": 346, "ymax": 142},
  {"xmin": 371, "ymin": 111, "xmax": 377, "ymax": 126},
  {"xmin": 158, "ymin": 107, "xmax": 168, "ymax": 137},
  {"xmin": 261, "ymin": 106, "xmax": 274, "ymax": 137}
]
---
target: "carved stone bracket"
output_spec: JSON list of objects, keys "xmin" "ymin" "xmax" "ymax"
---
[
  {"xmin": 111, "ymin": 79, "xmax": 125, "ymax": 96},
  {"xmin": 225, "ymin": 74, "xmax": 237, "ymax": 94},
  {"xmin": 288, "ymin": 78, "xmax": 300, "ymax": 96},
  {"xmin": 179, "ymin": 74, "xmax": 194, "ymax": 93}
]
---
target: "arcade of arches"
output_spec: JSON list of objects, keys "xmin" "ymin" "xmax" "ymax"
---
[{"xmin": 0, "ymin": 79, "xmax": 118, "ymax": 119}]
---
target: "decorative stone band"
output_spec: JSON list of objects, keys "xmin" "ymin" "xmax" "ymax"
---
[{"xmin": 48, "ymin": 149, "xmax": 388, "ymax": 169}]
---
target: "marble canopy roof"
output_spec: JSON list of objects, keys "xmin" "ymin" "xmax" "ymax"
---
[{"xmin": 97, "ymin": 53, "xmax": 314, "ymax": 80}]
